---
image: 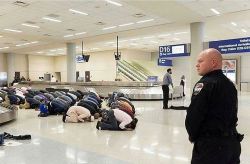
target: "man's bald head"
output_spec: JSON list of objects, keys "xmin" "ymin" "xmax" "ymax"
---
[{"xmin": 196, "ymin": 48, "xmax": 223, "ymax": 76}]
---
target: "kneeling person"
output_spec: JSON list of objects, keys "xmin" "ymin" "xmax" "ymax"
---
[{"xmin": 63, "ymin": 106, "xmax": 94, "ymax": 123}]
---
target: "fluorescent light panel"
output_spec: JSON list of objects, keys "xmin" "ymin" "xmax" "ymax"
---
[
  {"xmin": 64, "ymin": 32, "xmax": 86, "ymax": 38},
  {"xmin": 4, "ymin": 29, "xmax": 22, "ymax": 33},
  {"xmin": 91, "ymin": 48, "xmax": 99, "ymax": 50},
  {"xmin": 69, "ymin": 9, "xmax": 88, "ymax": 15},
  {"xmin": 105, "ymin": 41, "xmax": 115, "ymax": 44},
  {"xmin": 150, "ymin": 41, "xmax": 158, "ymax": 44},
  {"xmin": 75, "ymin": 32, "xmax": 86, "ymax": 35},
  {"xmin": 174, "ymin": 31, "xmax": 188, "ymax": 35},
  {"xmin": 241, "ymin": 29, "xmax": 247, "ymax": 33},
  {"xmin": 210, "ymin": 8, "xmax": 220, "ymax": 15},
  {"xmin": 158, "ymin": 34, "xmax": 170, "ymax": 37},
  {"xmin": 143, "ymin": 36, "xmax": 155, "ymax": 39},
  {"xmin": 105, "ymin": 0, "xmax": 122, "ymax": 7},
  {"xmin": 231, "ymin": 22, "xmax": 237, "ymax": 26},
  {"xmin": 0, "ymin": 47, "xmax": 9, "ymax": 50},
  {"xmin": 64, "ymin": 34, "xmax": 74, "ymax": 37},
  {"xmin": 42, "ymin": 17, "xmax": 62, "ymax": 22},
  {"xmin": 119, "ymin": 22, "xmax": 134, "ymax": 27},
  {"xmin": 102, "ymin": 26, "xmax": 117, "ymax": 30},
  {"xmin": 136, "ymin": 19, "xmax": 154, "ymax": 24},
  {"xmin": 119, "ymin": 40, "xmax": 128, "ymax": 42},
  {"xmin": 130, "ymin": 38, "xmax": 140, "ymax": 41},
  {"xmin": 16, "ymin": 41, "xmax": 38, "ymax": 47},
  {"xmin": 22, "ymin": 23, "xmax": 40, "ymax": 28},
  {"xmin": 0, "ymin": 36, "xmax": 3, "ymax": 38}
]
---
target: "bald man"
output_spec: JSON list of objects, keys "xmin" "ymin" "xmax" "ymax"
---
[{"xmin": 185, "ymin": 48, "xmax": 243, "ymax": 164}]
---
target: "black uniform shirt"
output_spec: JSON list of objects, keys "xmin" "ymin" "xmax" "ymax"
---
[{"xmin": 185, "ymin": 69, "xmax": 238, "ymax": 142}]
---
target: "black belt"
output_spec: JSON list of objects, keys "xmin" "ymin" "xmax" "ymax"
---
[{"xmin": 201, "ymin": 131, "xmax": 237, "ymax": 137}]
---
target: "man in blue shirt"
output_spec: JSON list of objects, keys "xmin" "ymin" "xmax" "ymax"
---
[{"xmin": 162, "ymin": 68, "xmax": 173, "ymax": 109}]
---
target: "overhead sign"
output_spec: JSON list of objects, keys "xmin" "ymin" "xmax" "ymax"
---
[
  {"xmin": 76, "ymin": 55, "xmax": 84, "ymax": 63},
  {"xmin": 158, "ymin": 58, "xmax": 172, "ymax": 66},
  {"xmin": 209, "ymin": 37, "xmax": 250, "ymax": 54},
  {"xmin": 147, "ymin": 76, "xmax": 158, "ymax": 82},
  {"xmin": 159, "ymin": 44, "xmax": 190, "ymax": 58}
]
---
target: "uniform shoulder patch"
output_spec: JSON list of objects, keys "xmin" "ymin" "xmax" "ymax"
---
[{"xmin": 193, "ymin": 83, "xmax": 204, "ymax": 96}]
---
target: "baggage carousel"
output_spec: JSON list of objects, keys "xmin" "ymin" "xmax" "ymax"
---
[
  {"xmin": 0, "ymin": 106, "xmax": 18, "ymax": 124},
  {"xmin": 17, "ymin": 81, "xmax": 163, "ymax": 100}
]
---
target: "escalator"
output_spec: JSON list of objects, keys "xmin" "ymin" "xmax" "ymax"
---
[{"xmin": 117, "ymin": 60, "xmax": 149, "ymax": 81}]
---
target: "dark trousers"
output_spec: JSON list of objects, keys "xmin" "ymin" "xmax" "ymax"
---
[
  {"xmin": 100, "ymin": 110, "xmax": 120, "ymax": 130},
  {"xmin": 162, "ymin": 85, "xmax": 169, "ymax": 108},
  {"xmin": 191, "ymin": 137, "xmax": 241, "ymax": 164}
]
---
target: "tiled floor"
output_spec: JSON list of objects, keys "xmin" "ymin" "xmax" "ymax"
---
[{"xmin": 0, "ymin": 92, "xmax": 249, "ymax": 164}]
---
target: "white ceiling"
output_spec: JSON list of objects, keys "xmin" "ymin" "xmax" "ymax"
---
[{"xmin": 0, "ymin": 0, "xmax": 250, "ymax": 56}]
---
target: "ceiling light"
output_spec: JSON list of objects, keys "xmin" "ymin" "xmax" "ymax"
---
[
  {"xmin": 64, "ymin": 34, "xmax": 74, "ymax": 37},
  {"xmin": 75, "ymin": 32, "xmax": 86, "ymax": 35},
  {"xmin": 102, "ymin": 26, "xmax": 117, "ymax": 30},
  {"xmin": 130, "ymin": 43, "xmax": 138, "ymax": 46},
  {"xmin": 158, "ymin": 34, "xmax": 170, "ymax": 37},
  {"xmin": 105, "ymin": 0, "xmax": 122, "ymax": 7},
  {"xmin": 0, "ymin": 47, "xmax": 9, "ymax": 50},
  {"xmin": 173, "ymin": 38, "xmax": 180, "ymax": 41},
  {"xmin": 22, "ymin": 23, "xmax": 40, "ymax": 28},
  {"xmin": 16, "ymin": 43, "xmax": 30, "ymax": 47},
  {"xmin": 57, "ymin": 49, "xmax": 64, "ymax": 51},
  {"xmin": 69, "ymin": 9, "xmax": 88, "ymax": 15},
  {"xmin": 31, "ymin": 41, "xmax": 38, "ymax": 44},
  {"xmin": 16, "ymin": 41, "xmax": 38, "ymax": 47},
  {"xmin": 143, "ymin": 36, "xmax": 155, "ymax": 39},
  {"xmin": 4, "ymin": 29, "xmax": 22, "ymax": 33},
  {"xmin": 150, "ymin": 41, "xmax": 158, "ymax": 44},
  {"xmin": 136, "ymin": 19, "xmax": 154, "ymax": 24},
  {"xmin": 130, "ymin": 38, "xmax": 140, "ymax": 41},
  {"xmin": 42, "ymin": 17, "xmax": 62, "ymax": 22},
  {"xmin": 105, "ymin": 41, "xmax": 115, "ymax": 44},
  {"xmin": 174, "ymin": 31, "xmax": 188, "ymax": 35},
  {"xmin": 91, "ymin": 48, "xmax": 99, "ymax": 50},
  {"xmin": 37, "ymin": 51, "xmax": 43, "ymax": 54},
  {"xmin": 118, "ymin": 22, "xmax": 134, "ymax": 27},
  {"xmin": 119, "ymin": 40, "xmax": 128, "ymax": 42},
  {"xmin": 0, "ymin": 35, "xmax": 3, "ymax": 38},
  {"xmin": 210, "ymin": 8, "xmax": 220, "ymax": 15},
  {"xmin": 231, "ymin": 22, "xmax": 237, "ymax": 26},
  {"xmin": 241, "ymin": 29, "xmax": 247, "ymax": 33},
  {"xmin": 50, "ymin": 49, "xmax": 57, "ymax": 52}
]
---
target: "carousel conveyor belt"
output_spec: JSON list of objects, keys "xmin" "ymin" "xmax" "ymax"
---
[
  {"xmin": 0, "ymin": 106, "xmax": 17, "ymax": 124},
  {"xmin": 17, "ymin": 81, "xmax": 163, "ymax": 100}
]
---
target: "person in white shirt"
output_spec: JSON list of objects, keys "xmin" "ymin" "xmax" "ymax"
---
[{"xmin": 96, "ymin": 109, "xmax": 138, "ymax": 130}]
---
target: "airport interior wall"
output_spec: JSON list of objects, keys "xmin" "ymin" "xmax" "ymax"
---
[
  {"xmin": 0, "ymin": 54, "xmax": 7, "ymax": 72},
  {"xmin": 1, "ymin": 51, "xmax": 250, "ymax": 90},
  {"xmin": 241, "ymin": 55, "xmax": 250, "ymax": 82}
]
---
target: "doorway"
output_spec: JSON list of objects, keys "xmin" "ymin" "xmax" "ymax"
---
[
  {"xmin": 55, "ymin": 72, "xmax": 61, "ymax": 82},
  {"xmin": 85, "ymin": 71, "xmax": 90, "ymax": 82}
]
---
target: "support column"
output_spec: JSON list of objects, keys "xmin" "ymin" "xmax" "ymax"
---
[
  {"xmin": 7, "ymin": 53, "xmax": 15, "ymax": 86},
  {"xmin": 66, "ymin": 43, "xmax": 76, "ymax": 82},
  {"xmin": 190, "ymin": 22, "xmax": 204, "ymax": 92}
]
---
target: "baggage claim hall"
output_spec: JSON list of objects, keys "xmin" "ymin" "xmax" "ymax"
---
[{"xmin": 0, "ymin": 0, "xmax": 249, "ymax": 164}]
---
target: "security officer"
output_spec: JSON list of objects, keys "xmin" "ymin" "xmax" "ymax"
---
[{"xmin": 185, "ymin": 48, "xmax": 243, "ymax": 164}]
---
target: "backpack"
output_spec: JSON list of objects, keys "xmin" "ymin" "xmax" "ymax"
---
[{"xmin": 107, "ymin": 92, "xmax": 129, "ymax": 107}]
